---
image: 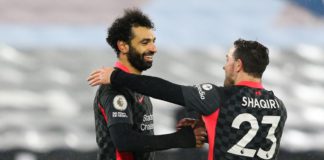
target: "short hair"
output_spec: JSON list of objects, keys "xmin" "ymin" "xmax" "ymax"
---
[
  {"xmin": 106, "ymin": 8, "xmax": 155, "ymax": 55},
  {"xmin": 233, "ymin": 39, "xmax": 269, "ymax": 78}
]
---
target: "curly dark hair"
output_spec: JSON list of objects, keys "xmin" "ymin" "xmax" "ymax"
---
[
  {"xmin": 106, "ymin": 8, "xmax": 155, "ymax": 55},
  {"xmin": 233, "ymin": 39, "xmax": 269, "ymax": 78}
]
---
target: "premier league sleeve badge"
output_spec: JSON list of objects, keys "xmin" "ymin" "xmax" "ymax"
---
[{"xmin": 113, "ymin": 95, "xmax": 127, "ymax": 111}]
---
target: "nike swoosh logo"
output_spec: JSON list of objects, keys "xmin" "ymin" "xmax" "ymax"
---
[{"xmin": 138, "ymin": 96, "xmax": 144, "ymax": 104}]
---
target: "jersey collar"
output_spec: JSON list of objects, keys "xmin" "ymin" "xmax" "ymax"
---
[
  {"xmin": 114, "ymin": 61, "xmax": 130, "ymax": 73},
  {"xmin": 236, "ymin": 81, "xmax": 264, "ymax": 89}
]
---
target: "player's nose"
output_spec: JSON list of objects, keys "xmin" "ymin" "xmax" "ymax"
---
[{"xmin": 149, "ymin": 43, "xmax": 157, "ymax": 53}]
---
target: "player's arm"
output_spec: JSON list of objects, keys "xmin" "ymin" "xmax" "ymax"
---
[
  {"xmin": 111, "ymin": 69, "xmax": 220, "ymax": 115},
  {"xmin": 112, "ymin": 69, "xmax": 186, "ymax": 106},
  {"xmin": 88, "ymin": 68, "xmax": 185, "ymax": 105},
  {"xmin": 109, "ymin": 123, "xmax": 201, "ymax": 152},
  {"xmin": 89, "ymin": 68, "xmax": 219, "ymax": 115},
  {"xmin": 97, "ymin": 87, "xmax": 205, "ymax": 152}
]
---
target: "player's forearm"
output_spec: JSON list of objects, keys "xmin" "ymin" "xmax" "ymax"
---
[
  {"xmin": 109, "ymin": 124, "xmax": 195, "ymax": 152},
  {"xmin": 111, "ymin": 69, "xmax": 185, "ymax": 106}
]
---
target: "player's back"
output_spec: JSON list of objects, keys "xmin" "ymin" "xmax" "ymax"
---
[{"xmin": 213, "ymin": 85, "xmax": 287, "ymax": 160}]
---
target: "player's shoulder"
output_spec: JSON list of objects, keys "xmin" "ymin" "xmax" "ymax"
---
[
  {"xmin": 195, "ymin": 83, "xmax": 222, "ymax": 91},
  {"xmin": 98, "ymin": 84, "xmax": 130, "ymax": 97},
  {"xmin": 272, "ymin": 93, "xmax": 286, "ymax": 109},
  {"xmin": 269, "ymin": 91, "xmax": 287, "ymax": 118},
  {"xmin": 260, "ymin": 89, "xmax": 287, "ymax": 114},
  {"xmin": 97, "ymin": 85, "xmax": 133, "ymax": 102},
  {"xmin": 262, "ymin": 89, "xmax": 283, "ymax": 101},
  {"xmin": 193, "ymin": 83, "xmax": 225, "ymax": 97},
  {"xmin": 222, "ymin": 85, "xmax": 241, "ymax": 95},
  {"xmin": 96, "ymin": 85, "xmax": 133, "ymax": 108}
]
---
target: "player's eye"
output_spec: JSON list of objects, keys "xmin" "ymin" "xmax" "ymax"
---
[{"xmin": 141, "ymin": 39, "xmax": 149, "ymax": 45}]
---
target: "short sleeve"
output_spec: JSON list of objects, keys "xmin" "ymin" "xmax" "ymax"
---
[
  {"xmin": 181, "ymin": 83, "xmax": 222, "ymax": 115},
  {"xmin": 99, "ymin": 91, "xmax": 133, "ymax": 127}
]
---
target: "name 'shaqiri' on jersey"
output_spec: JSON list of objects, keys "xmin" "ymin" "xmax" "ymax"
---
[{"xmin": 242, "ymin": 96, "xmax": 280, "ymax": 109}]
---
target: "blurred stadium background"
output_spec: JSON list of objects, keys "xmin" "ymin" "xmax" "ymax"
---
[{"xmin": 1, "ymin": 0, "xmax": 324, "ymax": 160}]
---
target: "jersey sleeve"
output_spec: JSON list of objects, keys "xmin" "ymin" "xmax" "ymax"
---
[
  {"xmin": 183, "ymin": 108, "xmax": 201, "ymax": 119},
  {"xmin": 109, "ymin": 123, "xmax": 196, "ymax": 152},
  {"xmin": 181, "ymin": 83, "xmax": 222, "ymax": 115},
  {"xmin": 111, "ymin": 69, "xmax": 185, "ymax": 106},
  {"xmin": 99, "ymin": 89, "xmax": 133, "ymax": 127}
]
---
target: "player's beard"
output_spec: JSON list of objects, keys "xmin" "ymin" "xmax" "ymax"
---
[
  {"xmin": 127, "ymin": 45, "xmax": 154, "ymax": 71},
  {"xmin": 223, "ymin": 77, "xmax": 234, "ymax": 87},
  {"xmin": 224, "ymin": 72, "xmax": 235, "ymax": 87}
]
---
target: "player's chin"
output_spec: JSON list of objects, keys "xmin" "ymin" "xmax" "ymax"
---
[
  {"xmin": 141, "ymin": 62, "xmax": 153, "ymax": 71},
  {"xmin": 144, "ymin": 61, "xmax": 153, "ymax": 67}
]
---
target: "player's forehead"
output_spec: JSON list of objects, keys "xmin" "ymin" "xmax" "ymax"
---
[
  {"xmin": 131, "ymin": 26, "xmax": 156, "ymax": 42},
  {"xmin": 226, "ymin": 47, "xmax": 236, "ymax": 58}
]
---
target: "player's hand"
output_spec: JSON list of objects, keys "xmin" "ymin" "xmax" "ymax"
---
[
  {"xmin": 87, "ymin": 67, "xmax": 115, "ymax": 86},
  {"xmin": 193, "ymin": 126, "xmax": 207, "ymax": 148},
  {"xmin": 176, "ymin": 118, "xmax": 207, "ymax": 148},
  {"xmin": 176, "ymin": 118, "xmax": 196, "ymax": 130}
]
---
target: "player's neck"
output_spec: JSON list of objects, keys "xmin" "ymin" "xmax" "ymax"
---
[
  {"xmin": 118, "ymin": 58, "xmax": 142, "ymax": 75},
  {"xmin": 235, "ymin": 72, "xmax": 261, "ymax": 84}
]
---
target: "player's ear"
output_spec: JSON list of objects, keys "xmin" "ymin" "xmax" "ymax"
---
[
  {"xmin": 117, "ymin": 41, "xmax": 129, "ymax": 54},
  {"xmin": 235, "ymin": 59, "xmax": 243, "ymax": 72}
]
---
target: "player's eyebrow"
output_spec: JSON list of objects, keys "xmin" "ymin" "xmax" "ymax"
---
[{"xmin": 140, "ymin": 37, "xmax": 156, "ymax": 43}]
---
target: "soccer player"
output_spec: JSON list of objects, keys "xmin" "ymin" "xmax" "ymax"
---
[
  {"xmin": 91, "ymin": 9, "xmax": 206, "ymax": 160},
  {"xmin": 88, "ymin": 39, "xmax": 288, "ymax": 160}
]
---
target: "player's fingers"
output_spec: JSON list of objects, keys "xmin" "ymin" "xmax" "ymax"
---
[
  {"xmin": 91, "ymin": 81, "xmax": 101, "ymax": 87},
  {"xmin": 188, "ymin": 122, "xmax": 195, "ymax": 128},
  {"xmin": 195, "ymin": 140, "xmax": 204, "ymax": 148},
  {"xmin": 176, "ymin": 123, "xmax": 185, "ymax": 128},
  {"xmin": 194, "ymin": 128, "xmax": 207, "ymax": 137},
  {"xmin": 200, "ymin": 131, "xmax": 207, "ymax": 137},
  {"xmin": 90, "ymin": 80, "xmax": 102, "ymax": 87},
  {"xmin": 178, "ymin": 118, "xmax": 195, "ymax": 123},
  {"xmin": 87, "ymin": 72, "xmax": 101, "ymax": 81},
  {"xmin": 177, "ymin": 122, "xmax": 193, "ymax": 128},
  {"xmin": 88, "ymin": 80, "xmax": 98, "ymax": 86},
  {"xmin": 196, "ymin": 144, "xmax": 204, "ymax": 148},
  {"xmin": 196, "ymin": 143, "xmax": 203, "ymax": 148},
  {"xmin": 88, "ymin": 78, "xmax": 101, "ymax": 86},
  {"xmin": 87, "ymin": 75, "xmax": 97, "ymax": 82},
  {"xmin": 176, "ymin": 119, "xmax": 195, "ymax": 128},
  {"xmin": 195, "ymin": 135, "xmax": 206, "ymax": 148},
  {"xmin": 176, "ymin": 119, "xmax": 188, "ymax": 126},
  {"xmin": 89, "ymin": 70, "xmax": 101, "ymax": 76},
  {"xmin": 196, "ymin": 135, "xmax": 206, "ymax": 141},
  {"xmin": 176, "ymin": 124, "xmax": 183, "ymax": 128}
]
